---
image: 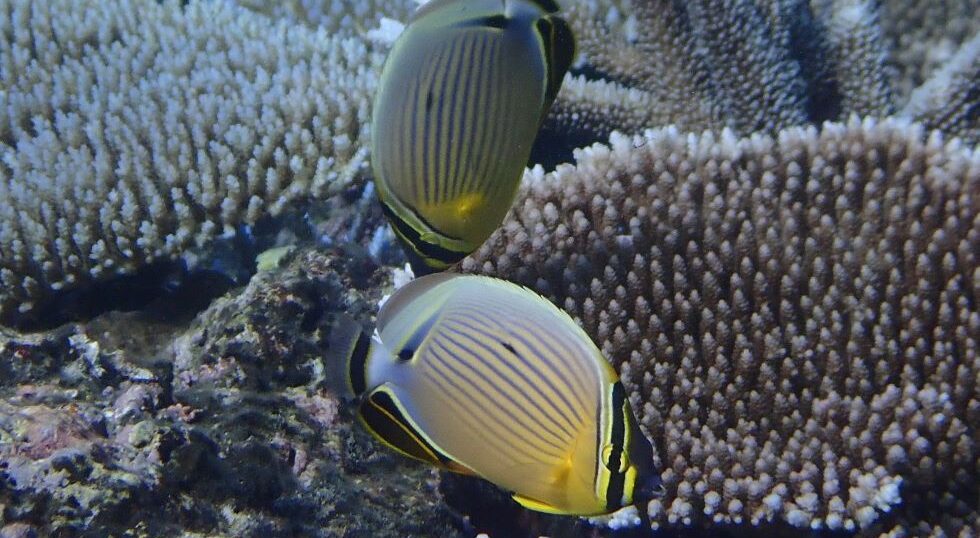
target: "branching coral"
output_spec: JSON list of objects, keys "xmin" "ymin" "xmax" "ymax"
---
[
  {"xmin": 230, "ymin": 0, "xmax": 414, "ymax": 37},
  {"xmin": 879, "ymin": 0, "xmax": 980, "ymax": 101},
  {"xmin": 463, "ymin": 118, "xmax": 979, "ymax": 535},
  {"xmin": 553, "ymin": 0, "xmax": 854, "ymax": 136},
  {"xmin": 0, "ymin": 0, "xmax": 383, "ymax": 322},
  {"xmin": 903, "ymin": 33, "xmax": 980, "ymax": 148},
  {"xmin": 809, "ymin": 0, "xmax": 894, "ymax": 119},
  {"xmin": 546, "ymin": 0, "xmax": 977, "ymax": 151}
]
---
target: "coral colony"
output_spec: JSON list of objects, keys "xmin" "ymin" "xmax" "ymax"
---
[{"xmin": 1, "ymin": 0, "xmax": 977, "ymax": 536}]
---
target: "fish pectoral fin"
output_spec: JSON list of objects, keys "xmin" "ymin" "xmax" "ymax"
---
[
  {"xmin": 548, "ymin": 456, "xmax": 572, "ymax": 487},
  {"xmin": 511, "ymin": 493, "xmax": 571, "ymax": 515},
  {"xmin": 358, "ymin": 385, "xmax": 458, "ymax": 470}
]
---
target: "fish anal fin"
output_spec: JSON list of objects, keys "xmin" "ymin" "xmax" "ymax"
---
[
  {"xmin": 511, "ymin": 493, "xmax": 572, "ymax": 515},
  {"xmin": 359, "ymin": 385, "xmax": 462, "ymax": 471}
]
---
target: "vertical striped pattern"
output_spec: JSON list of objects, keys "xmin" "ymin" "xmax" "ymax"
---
[
  {"xmin": 372, "ymin": 274, "xmax": 624, "ymax": 514},
  {"xmin": 376, "ymin": 27, "xmax": 526, "ymax": 210},
  {"xmin": 370, "ymin": 0, "xmax": 573, "ymax": 265}
]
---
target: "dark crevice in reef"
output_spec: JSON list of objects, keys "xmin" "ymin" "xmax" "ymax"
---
[
  {"xmin": 4, "ymin": 262, "xmax": 239, "ymax": 332},
  {"xmin": 530, "ymin": 65, "xmax": 612, "ymax": 172},
  {"xmin": 531, "ymin": 123, "xmax": 597, "ymax": 173},
  {"xmin": 4, "ymin": 209, "xmax": 325, "ymax": 332}
]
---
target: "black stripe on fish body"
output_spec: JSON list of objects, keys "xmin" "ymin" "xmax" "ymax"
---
[
  {"xmin": 536, "ymin": 14, "xmax": 575, "ymax": 118},
  {"xmin": 605, "ymin": 381, "xmax": 627, "ymax": 511},
  {"xmin": 349, "ymin": 330, "xmax": 371, "ymax": 395},
  {"xmin": 466, "ymin": 37, "xmax": 503, "ymax": 197},
  {"xmin": 443, "ymin": 313, "xmax": 585, "ymax": 435},
  {"xmin": 426, "ymin": 330, "xmax": 573, "ymax": 455},
  {"xmin": 434, "ymin": 324, "xmax": 576, "ymax": 446},
  {"xmin": 447, "ymin": 33, "xmax": 479, "ymax": 201},
  {"xmin": 359, "ymin": 385, "xmax": 455, "ymax": 468},
  {"xmin": 454, "ymin": 297, "xmax": 596, "ymax": 401},
  {"xmin": 461, "ymin": 310, "xmax": 590, "ymax": 428},
  {"xmin": 426, "ymin": 331, "xmax": 571, "ymax": 452},
  {"xmin": 420, "ymin": 45, "xmax": 452, "ymax": 206},
  {"xmin": 379, "ymin": 202, "xmax": 469, "ymax": 271}
]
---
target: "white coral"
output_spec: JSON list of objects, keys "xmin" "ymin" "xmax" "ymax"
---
[{"xmin": 0, "ymin": 0, "xmax": 384, "ymax": 319}]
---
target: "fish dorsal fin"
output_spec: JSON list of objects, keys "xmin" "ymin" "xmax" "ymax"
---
[
  {"xmin": 534, "ymin": 14, "xmax": 575, "ymax": 122},
  {"xmin": 408, "ymin": 0, "xmax": 454, "ymax": 23},
  {"xmin": 377, "ymin": 273, "xmax": 460, "ymax": 332},
  {"xmin": 511, "ymin": 493, "xmax": 572, "ymax": 515},
  {"xmin": 359, "ymin": 384, "xmax": 473, "ymax": 474}
]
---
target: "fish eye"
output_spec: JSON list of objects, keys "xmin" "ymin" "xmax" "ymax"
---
[{"xmin": 600, "ymin": 444, "xmax": 628, "ymax": 473}]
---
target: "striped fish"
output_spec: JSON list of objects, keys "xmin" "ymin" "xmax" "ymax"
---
[
  {"xmin": 327, "ymin": 274, "xmax": 660, "ymax": 516},
  {"xmin": 371, "ymin": 0, "xmax": 575, "ymax": 272}
]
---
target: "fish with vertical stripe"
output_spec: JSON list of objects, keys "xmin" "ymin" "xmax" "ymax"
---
[
  {"xmin": 371, "ymin": 0, "xmax": 576, "ymax": 272},
  {"xmin": 326, "ymin": 274, "xmax": 661, "ymax": 515}
]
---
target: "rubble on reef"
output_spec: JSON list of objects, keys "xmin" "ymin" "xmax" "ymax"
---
[{"xmin": 0, "ymin": 247, "xmax": 467, "ymax": 538}]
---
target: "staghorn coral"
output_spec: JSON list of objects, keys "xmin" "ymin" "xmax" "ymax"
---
[
  {"xmin": 4, "ymin": 0, "xmax": 975, "ymax": 327},
  {"xmin": 0, "ymin": 0, "xmax": 382, "ymax": 323},
  {"xmin": 463, "ymin": 118, "xmax": 979, "ymax": 535},
  {"xmin": 809, "ymin": 0, "xmax": 894, "ymax": 119}
]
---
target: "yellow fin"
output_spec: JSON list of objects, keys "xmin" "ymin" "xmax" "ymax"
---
[{"xmin": 511, "ymin": 493, "xmax": 574, "ymax": 515}]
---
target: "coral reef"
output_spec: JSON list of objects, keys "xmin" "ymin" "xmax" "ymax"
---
[
  {"xmin": 545, "ymin": 0, "xmax": 978, "ymax": 154},
  {"xmin": 3, "ymin": 0, "xmax": 977, "ymax": 325},
  {"xmin": 2, "ymin": 0, "xmax": 978, "ymax": 536},
  {"xmin": 463, "ymin": 118, "xmax": 979, "ymax": 535},
  {"xmin": 230, "ymin": 0, "xmax": 414, "ymax": 37},
  {"xmin": 1, "ymin": 248, "xmax": 468, "ymax": 537},
  {"xmin": 0, "ymin": 0, "xmax": 381, "ymax": 323},
  {"xmin": 902, "ymin": 33, "xmax": 980, "ymax": 147},
  {"xmin": 879, "ymin": 0, "xmax": 980, "ymax": 100}
]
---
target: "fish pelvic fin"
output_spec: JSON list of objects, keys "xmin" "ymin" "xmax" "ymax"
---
[{"xmin": 359, "ymin": 384, "xmax": 469, "ymax": 473}]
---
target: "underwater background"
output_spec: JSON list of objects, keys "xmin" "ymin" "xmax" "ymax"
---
[{"xmin": 0, "ymin": 0, "xmax": 978, "ymax": 537}]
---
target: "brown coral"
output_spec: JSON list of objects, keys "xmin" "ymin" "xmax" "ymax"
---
[{"xmin": 463, "ymin": 118, "xmax": 979, "ymax": 534}]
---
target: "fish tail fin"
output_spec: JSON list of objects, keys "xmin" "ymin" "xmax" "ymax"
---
[{"xmin": 325, "ymin": 314, "xmax": 374, "ymax": 399}]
